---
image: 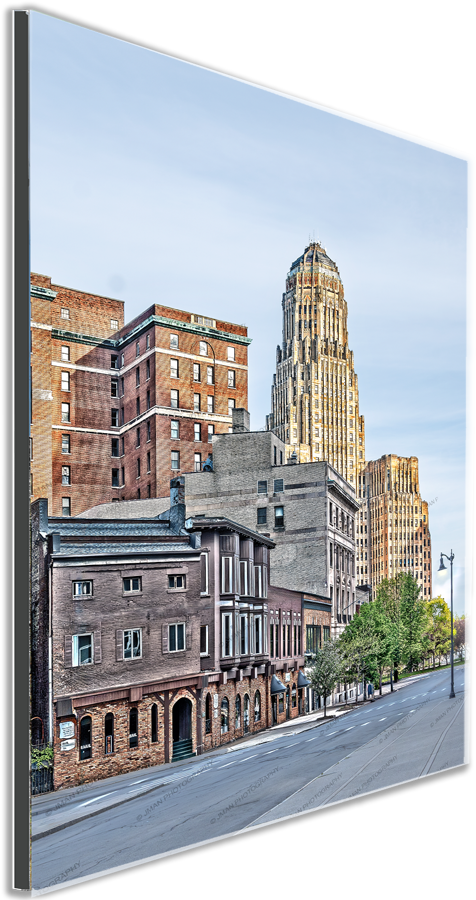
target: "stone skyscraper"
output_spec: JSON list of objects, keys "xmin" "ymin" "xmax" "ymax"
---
[{"xmin": 267, "ymin": 242, "xmax": 365, "ymax": 486}]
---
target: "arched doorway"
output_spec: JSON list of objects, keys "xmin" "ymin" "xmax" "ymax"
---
[{"xmin": 172, "ymin": 697, "xmax": 193, "ymax": 760}]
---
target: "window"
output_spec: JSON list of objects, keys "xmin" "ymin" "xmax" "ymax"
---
[
  {"xmin": 171, "ymin": 450, "xmax": 180, "ymax": 470},
  {"xmin": 168, "ymin": 574, "xmax": 186, "ymax": 590},
  {"xmin": 221, "ymin": 697, "xmax": 229, "ymax": 734},
  {"xmin": 254, "ymin": 617, "xmax": 262, "ymax": 653},
  {"xmin": 62, "ymin": 466, "xmax": 71, "ymax": 485},
  {"xmin": 61, "ymin": 345, "xmax": 70, "ymax": 361},
  {"xmin": 170, "ymin": 333, "xmax": 178, "ymax": 349},
  {"xmin": 171, "ymin": 389, "xmax": 179, "ymax": 408},
  {"xmin": 200, "ymin": 625, "xmax": 208, "ymax": 656},
  {"xmin": 146, "ymin": 390, "xmax": 151, "ymax": 410},
  {"xmin": 61, "ymin": 307, "xmax": 70, "ymax": 319},
  {"xmin": 193, "ymin": 363, "xmax": 201, "ymax": 382},
  {"xmin": 111, "ymin": 379, "xmax": 118, "ymax": 397},
  {"xmin": 61, "ymin": 402, "xmax": 70, "ymax": 423},
  {"xmin": 151, "ymin": 704, "xmax": 158, "ymax": 743},
  {"xmin": 235, "ymin": 695, "xmax": 241, "ymax": 729},
  {"xmin": 200, "ymin": 551, "xmax": 209, "ymax": 594},
  {"xmin": 257, "ymin": 480, "xmax": 268, "ymax": 494},
  {"xmin": 194, "ymin": 393, "xmax": 201, "ymax": 412},
  {"xmin": 62, "ymin": 435, "xmax": 70, "ymax": 454},
  {"xmin": 123, "ymin": 629, "xmax": 142, "ymax": 659},
  {"xmin": 274, "ymin": 478, "xmax": 284, "ymax": 493},
  {"xmin": 136, "ymin": 458, "xmax": 141, "ymax": 478},
  {"xmin": 227, "ymin": 347, "xmax": 235, "ymax": 361},
  {"xmin": 79, "ymin": 716, "xmax": 92, "ymax": 760},
  {"xmin": 147, "ymin": 420, "xmax": 151, "ymax": 441},
  {"xmin": 221, "ymin": 557, "xmax": 233, "ymax": 594},
  {"xmin": 239, "ymin": 560, "xmax": 249, "ymax": 596},
  {"xmin": 146, "ymin": 334, "xmax": 150, "ymax": 350},
  {"xmin": 72, "ymin": 633, "xmax": 93, "ymax": 666},
  {"xmin": 306, "ymin": 625, "xmax": 321, "ymax": 655},
  {"xmin": 207, "ymin": 396, "xmax": 214, "ymax": 414},
  {"xmin": 199, "ymin": 341, "xmax": 207, "ymax": 356},
  {"xmin": 171, "ymin": 358, "xmax": 179, "ymax": 378},
  {"xmin": 274, "ymin": 506, "xmax": 284, "ymax": 528},
  {"xmin": 171, "ymin": 420, "xmax": 179, "ymax": 439},
  {"xmin": 136, "ymin": 426, "xmax": 141, "ymax": 447},
  {"xmin": 254, "ymin": 691, "xmax": 261, "ymax": 722},
  {"xmin": 222, "ymin": 613, "xmax": 232, "ymax": 657},
  {"xmin": 136, "ymin": 398, "xmax": 140, "ymax": 417},
  {"xmin": 111, "ymin": 318, "xmax": 118, "ymax": 330},
  {"xmin": 111, "ymin": 409, "xmax": 119, "ymax": 427},
  {"xmin": 207, "ymin": 366, "xmax": 214, "ymax": 385},
  {"xmin": 257, "ymin": 508, "xmax": 267, "ymax": 525},
  {"xmin": 208, "ymin": 424, "xmax": 214, "ymax": 442},
  {"xmin": 194, "ymin": 422, "xmax": 201, "ymax": 442},
  {"xmin": 136, "ymin": 342, "xmax": 140, "ymax": 358},
  {"xmin": 121, "ymin": 466, "xmax": 125, "ymax": 486},
  {"xmin": 147, "ymin": 451, "xmax": 150, "ymax": 473},
  {"xmin": 323, "ymin": 626, "xmax": 330, "ymax": 642},
  {"xmin": 129, "ymin": 708, "xmax": 138, "ymax": 748},
  {"xmin": 73, "ymin": 581, "xmax": 92, "ymax": 597},
  {"xmin": 120, "ymin": 377, "xmax": 124, "ymax": 396},
  {"xmin": 169, "ymin": 623, "xmax": 185, "ymax": 652},
  {"xmin": 62, "ymin": 497, "xmax": 71, "ymax": 516},
  {"xmin": 123, "ymin": 577, "xmax": 142, "ymax": 593},
  {"xmin": 111, "ymin": 354, "xmax": 118, "ymax": 369},
  {"xmin": 121, "ymin": 353, "xmax": 125, "ymax": 367},
  {"xmin": 136, "ymin": 367, "xmax": 140, "ymax": 386},
  {"xmin": 228, "ymin": 398, "xmax": 235, "ymax": 416},
  {"xmin": 228, "ymin": 370, "xmax": 235, "ymax": 388},
  {"xmin": 193, "ymin": 453, "xmax": 201, "ymax": 472},
  {"xmin": 105, "ymin": 712, "xmax": 114, "ymax": 754},
  {"xmin": 240, "ymin": 615, "xmax": 248, "ymax": 654},
  {"xmin": 146, "ymin": 359, "xmax": 150, "ymax": 380}
]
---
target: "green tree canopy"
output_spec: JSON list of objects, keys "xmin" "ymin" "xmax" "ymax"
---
[{"xmin": 307, "ymin": 637, "xmax": 343, "ymax": 717}]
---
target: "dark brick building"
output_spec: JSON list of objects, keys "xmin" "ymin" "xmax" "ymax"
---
[
  {"xmin": 31, "ymin": 481, "xmax": 318, "ymax": 790},
  {"xmin": 30, "ymin": 273, "xmax": 250, "ymax": 516}
]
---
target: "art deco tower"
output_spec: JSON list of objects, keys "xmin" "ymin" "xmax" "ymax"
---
[{"xmin": 268, "ymin": 242, "xmax": 365, "ymax": 486}]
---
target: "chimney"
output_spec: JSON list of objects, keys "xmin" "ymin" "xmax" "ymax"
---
[
  {"xmin": 232, "ymin": 408, "xmax": 250, "ymax": 433},
  {"xmin": 170, "ymin": 476, "xmax": 186, "ymax": 532}
]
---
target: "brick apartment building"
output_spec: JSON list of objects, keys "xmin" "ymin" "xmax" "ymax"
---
[
  {"xmin": 30, "ymin": 273, "xmax": 250, "ymax": 516},
  {"xmin": 184, "ymin": 415, "xmax": 359, "ymax": 636},
  {"xmin": 31, "ymin": 480, "xmax": 323, "ymax": 791}
]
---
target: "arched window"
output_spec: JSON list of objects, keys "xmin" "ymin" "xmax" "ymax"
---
[
  {"xmin": 129, "ymin": 707, "xmax": 138, "ymax": 748},
  {"xmin": 205, "ymin": 693, "xmax": 212, "ymax": 734},
  {"xmin": 235, "ymin": 695, "xmax": 241, "ymax": 729},
  {"xmin": 80, "ymin": 716, "xmax": 92, "ymax": 760},
  {"xmin": 221, "ymin": 697, "xmax": 229, "ymax": 734},
  {"xmin": 254, "ymin": 691, "xmax": 261, "ymax": 722},
  {"xmin": 151, "ymin": 704, "xmax": 158, "ymax": 743},
  {"xmin": 105, "ymin": 712, "xmax": 114, "ymax": 754}
]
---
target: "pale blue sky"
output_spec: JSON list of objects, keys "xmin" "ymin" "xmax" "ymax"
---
[{"xmin": 29, "ymin": 11, "xmax": 467, "ymax": 613}]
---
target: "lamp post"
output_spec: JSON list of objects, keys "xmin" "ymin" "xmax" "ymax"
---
[{"xmin": 438, "ymin": 550, "xmax": 455, "ymax": 699}]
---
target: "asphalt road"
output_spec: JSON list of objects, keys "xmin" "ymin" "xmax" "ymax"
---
[{"xmin": 31, "ymin": 665, "xmax": 466, "ymax": 893}]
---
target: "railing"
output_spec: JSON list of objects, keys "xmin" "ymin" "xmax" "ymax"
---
[{"xmin": 205, "ymin": 718, "xmax": 212, "ymax": 735}]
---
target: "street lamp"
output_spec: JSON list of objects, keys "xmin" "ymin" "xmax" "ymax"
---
[{"xmin": 438, "ymin": 550, "xmax": 455, "ymax": 699}]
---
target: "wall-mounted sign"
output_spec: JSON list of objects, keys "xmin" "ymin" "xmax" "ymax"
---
[
  {"xmin": 61, "ymin": 739, "xmax": 76, "ymax": 752},
  {"xmin": 285, "ymin": 673, "xmax": 291, "ymax": 682},
  {"xmin": 213, "ymin": 694, "xmax": 219, "ymax": 708},
  {"xmin": 59, "ymin": 721, "xmax": 75, "ymax": 739}
]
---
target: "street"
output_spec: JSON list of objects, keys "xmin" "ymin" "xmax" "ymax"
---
[{"xmin": 32, "ymin": 665, "xmax": 466, "ymax": 893}]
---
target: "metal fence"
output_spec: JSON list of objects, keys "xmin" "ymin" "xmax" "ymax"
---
[{"xmin": 30, "ymin": 742, "xmax": 54, "ymax": 795}]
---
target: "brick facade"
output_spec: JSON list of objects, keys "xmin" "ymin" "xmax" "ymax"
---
[{"xmin": 30, "ymin": 273, "xmax": 250, "ymax": 516}]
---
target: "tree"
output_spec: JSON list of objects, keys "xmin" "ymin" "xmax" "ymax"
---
[
  {"xmin": 307, "ymin": 638, "xmax": 343, "ymax": 717},
  {"xmin": 376, "ymin": 574, "xmax": 405, "ymax": 682},
  {"xmin": 426, "ymin": 596, "xmax": 452, "ymax": 667},
  {"xmin": 338, "ymin": 612, "xmax": 380, "ymax": 703},
  {"xmin": 399, "ymin": 574, "xmax": 429, "ymax": 672},
  {"xmin": 454, "ymin": 615, "xmax": 465, "ymax": 661}
]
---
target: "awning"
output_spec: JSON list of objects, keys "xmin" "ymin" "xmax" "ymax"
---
[
  {"xmin": 270, "ymin": 675, "xmax": 287, "ymax": 694},
  {"xmin": 297, "ymin": 671, "xmax": 311, "ymax": 688}
]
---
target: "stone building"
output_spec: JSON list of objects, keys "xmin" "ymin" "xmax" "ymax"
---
[
  {"xmin": 267, "ymin": 241, "xmax": 365, "ymax": 486},
  {"xmin": 30, "ymin": 483, "xmax": 313, "ymax": 790},
  {"xmin": 357, "ymin": 454, "xmax": 432, "ymax": 597},
  {"xmin": 30, "ymin": 273, "xmax": 250, "ymax": 516},
  {"xmin": 184, "ymin": 416, "xmax": 358, "ymax": 636}
]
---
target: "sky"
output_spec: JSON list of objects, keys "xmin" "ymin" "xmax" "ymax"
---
[{"xmin": 29, "ymin": 11, "xmax": 467, "ymax": 614}]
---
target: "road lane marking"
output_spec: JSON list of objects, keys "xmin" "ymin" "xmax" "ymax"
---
[
  {"xmin": 305, "ymin": 737, "xmax": 317, "ymax": 742},
  {"xmin": 360, "ymin": 722, "xmax": 370, "ymax": 726},
  {"xmin": 79, "ymin": 793, "xmax": 115, "ymax": 807},
  {"xmin": 327, "ymin": 731, "xmax": 337, "ymax": 735},
  {"xmin": 238, "ymin": 755, "xmax": 257, "ymax": 763},
  {"xmin": 379, "ymin": 718, "xmax": 387, "ymax": 721},
  {"xmin": 344, "ymin": 726, "xmax": 355, "ymax": 731},
  {"xmin": 218, "ymin": 762, "xmax": 235, "ymax": 768},
  {"xmin": 264, "ymin": 749, "xmax": 278, "ymax": 754}
]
